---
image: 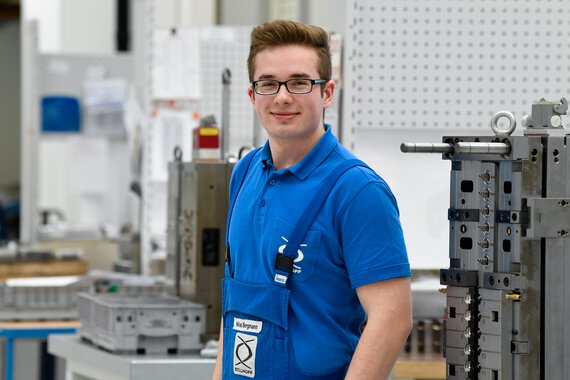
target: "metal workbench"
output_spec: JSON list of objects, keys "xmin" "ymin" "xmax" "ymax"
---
[
  {"xmin": 48, "ymin": 334, "xmax": 215, "ymax": 380},
  {"xmin": 0, "ymin": 321, "xmax": 79, "ymax": 380}
]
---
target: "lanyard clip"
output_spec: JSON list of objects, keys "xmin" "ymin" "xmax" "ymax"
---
[
  {"xmin": 274, "ymin": 253, "xmax": 294, "ymax": 285},
  {"xmin": 275, "ymin": 252, "xmax": 294, "ymax": 273}
]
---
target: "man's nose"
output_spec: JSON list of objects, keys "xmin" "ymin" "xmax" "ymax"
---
[{"xmin": 274, "ymin": 83, "xmax": 292, "ymax": 101}]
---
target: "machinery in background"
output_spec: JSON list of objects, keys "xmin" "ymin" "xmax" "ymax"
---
[
  {"xmin": 402, "ymin": 98, "xmax": 569, "ymax": 379},
  {"xmin": 166, "ymin": 150, "xmax": 233, "ymax": 341},
  {"xmin": 78, "ymin": 292, "xmax": 205, "ymax": 354},
  {"xmin": 0, "ymin": 270, "xmax": 170, "ymax": 321},
  {"xmin": 165, "ymin": 68, "xmax": 252, "ymax": 341}
]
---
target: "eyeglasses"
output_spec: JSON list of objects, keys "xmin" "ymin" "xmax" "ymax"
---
[{"xmin": 251, "ymin": 78, "xmax": 327, "ymax": 95}]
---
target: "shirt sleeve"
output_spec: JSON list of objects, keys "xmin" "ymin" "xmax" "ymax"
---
[{"xmin": 340, "ymin": 180, "xmax": 411, "ymax": 289}]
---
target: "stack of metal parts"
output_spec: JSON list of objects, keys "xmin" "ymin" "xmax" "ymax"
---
[
  {"xmin": 77, "ymin": 293, "xmax": 205, "ymax": 354},
  {"xmin": 0, "ymin": 270, "xmax": 172, "ymax": 321},
  {"xmin": 404, "ymin": 318, "xmax": 444, "ymax": 357},
  {"xmin": 402, "ymin": 98, "xmax": 570, "ymax": 379},
  {"xmin": 0, "ymin": 276, "xmax": 90, "ymax": 320},
  {"xmin": 405, "ymin": 276, "xmax": 446, "ymax": 358}
]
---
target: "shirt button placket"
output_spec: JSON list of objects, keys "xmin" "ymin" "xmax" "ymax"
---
[{"xmin": 260, "ymin": 177, "xmax": 277, "ymax": 210}]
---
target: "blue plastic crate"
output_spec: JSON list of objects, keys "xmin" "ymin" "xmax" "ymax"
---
[{"xmin": 41, "ymin": 96, "xmax": 81, "ymax": 133}]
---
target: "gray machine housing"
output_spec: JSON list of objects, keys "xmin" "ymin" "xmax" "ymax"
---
[
  {"xmin": 166, "ymin": 158, "xmax": 234, "ymax": 341},
  {"xmin": 403, "ymin": 98, "xmax": 570, "ymax": 379}
]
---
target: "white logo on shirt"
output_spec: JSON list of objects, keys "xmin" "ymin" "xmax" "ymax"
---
[
  {"xmin": 278, "ymin": 236, "xmax": 306, "ymax": 274},
  {"xmin": 233, "ymin": 332, "xmax": 257, "ymax": 378}
]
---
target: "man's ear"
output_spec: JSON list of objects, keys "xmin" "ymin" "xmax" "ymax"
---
[
  {"xmin": 248, "ymin": 86, "xmax": 255, "ymax": 105},
  {"xmin": 322, "ymin": 80, "xmax": 335, "ymax": 109}
]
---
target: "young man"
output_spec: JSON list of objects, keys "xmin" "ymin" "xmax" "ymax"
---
[{"xmin": 212, "ymin": 20, "xmax": 412, "ymax": 380}]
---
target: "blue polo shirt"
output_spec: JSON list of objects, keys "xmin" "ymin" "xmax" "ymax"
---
[{"xmin": 227, "ymin": 125, "xmax": 411, "ymax": 375}]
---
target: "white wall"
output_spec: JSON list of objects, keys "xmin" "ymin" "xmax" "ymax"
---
[
  {"xmin": 22, "ymin": 0, "xmax": 61, "ymax": 52},
  {"xmin": 219, "ymin": 0, "xmax": 268, "ymax": 26},
  {"xmin": 23, "ymin": 0, "xmax": 114, "ymax": 54},
  {"xmin": 353, "ymin": 128, "xmax": 454, "ymax": 270},
  {"xmin": 23, "ymin": 0, "xmax": 344, "ymax": 53},
  {"xmin": 307, "ymin": 0, "xmax": 346, "ymax": 34},
  {"xmin": 155, "ymin": 0, "xmax": 216, "ymax": 27},
  {"xmin": 24, "ymin": 0, "xmax": 217, "ymax": 54},
  {"xmin": 61, "ymin": 0, "xmax": 116, "ymax": 54}
]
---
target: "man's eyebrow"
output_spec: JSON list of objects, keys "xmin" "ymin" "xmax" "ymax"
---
[
  {"xmin": 257, "ymin": 74, "xmax": 276, "ymax": 80},
  {"xmin": 289, "ymin": 73, "xmax": 312, "ymax": 78},
  {"xmin": 256, "ymin": 73, "xmax": 312, "ymax": 80}
]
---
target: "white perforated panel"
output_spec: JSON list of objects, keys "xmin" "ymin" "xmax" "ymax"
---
[
  {"xmin": 198, "ymin": 27, "xmax": 255, "ymax": 153},
  {"xmin": 343, "ymin": 0, "xmax": 570, "ymax": 139},
  {"xmin": 151, "ymin": 26, "xmax": 254, "ymax": 153}
]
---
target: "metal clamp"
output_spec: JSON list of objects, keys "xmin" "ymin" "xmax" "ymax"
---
[{"xmin": 553, "ymin": 97, "xmax": 568, "ymax": 115}]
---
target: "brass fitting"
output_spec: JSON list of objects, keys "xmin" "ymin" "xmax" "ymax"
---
[{"xmin": 505, "ymin": 293, "xmax": 521, "ymax": 302}]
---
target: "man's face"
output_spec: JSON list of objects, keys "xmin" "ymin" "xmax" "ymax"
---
[{"xmin": 248, "ymin": 44, "xmax": 334, "ymax": 144}]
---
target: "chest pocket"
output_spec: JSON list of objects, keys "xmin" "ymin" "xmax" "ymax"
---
[{"xmin": 271, "ymin": 217, "xmax": 322, "ymax": 282}]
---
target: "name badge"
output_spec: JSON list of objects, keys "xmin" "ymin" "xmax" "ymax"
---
[{"xmin": 233, "ymin": 317, "xmax": 263, "ymax": 333}]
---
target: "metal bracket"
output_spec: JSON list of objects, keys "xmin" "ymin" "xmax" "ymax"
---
[
  {"xmin": 440, "ymin": 269, "xmax": 479, "ymax": 287},
  {"xmin": 482, "ymin": 272, "xmax": 522, "ymax": 291},
  {"xmin": 525, "ymin": 198, "xmax": 570, "ymax": 238}
]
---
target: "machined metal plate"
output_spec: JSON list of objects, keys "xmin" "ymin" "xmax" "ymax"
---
[{"xmin": 525, "ymin": 198, "xmax": 570, "ymax": 238}]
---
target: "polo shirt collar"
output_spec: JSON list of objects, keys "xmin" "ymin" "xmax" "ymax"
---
[{"xmin": 259, "ymin": 124, "xmax": 339, "ymax": 180}]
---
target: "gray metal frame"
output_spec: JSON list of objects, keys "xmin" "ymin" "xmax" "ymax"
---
[{"xmin": 20, "ymin": 21, "xmax": 40, "ymax": 245}]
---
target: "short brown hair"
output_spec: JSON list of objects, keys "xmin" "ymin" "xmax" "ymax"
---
[{"xmin": 247, "ymin": 20, "xmax": 332, "ymax": 83}]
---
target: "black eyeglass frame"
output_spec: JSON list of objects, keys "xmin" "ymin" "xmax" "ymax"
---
[{"xmin": 251, "ymin": 78, "xmax": 328, "ymax": 95}]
